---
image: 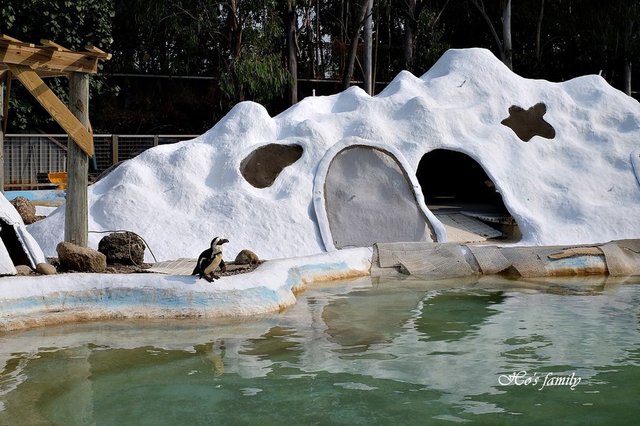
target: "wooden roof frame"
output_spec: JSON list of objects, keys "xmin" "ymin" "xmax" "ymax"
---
[
  {"xmin": 0, "ymin": 34, "xmax": 112, "ymax": 156},
  {"xmin": 0, "ymin": 34, "xmax": 111, "ymax": 76}
]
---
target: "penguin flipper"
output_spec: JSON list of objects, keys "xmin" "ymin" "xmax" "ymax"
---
[{"xmin": 192, "ymin": 249, "xmax": 211, "ymax": 275}]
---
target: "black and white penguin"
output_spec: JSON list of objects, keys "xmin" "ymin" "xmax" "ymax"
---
[{"xmin": 192, "ymin": 237, "xmax": 229, "ymax": 282}]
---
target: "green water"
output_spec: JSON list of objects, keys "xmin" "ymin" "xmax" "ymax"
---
[{"xmin": 1, "ymin": 276, "xmax": 640, "ymax": 425}]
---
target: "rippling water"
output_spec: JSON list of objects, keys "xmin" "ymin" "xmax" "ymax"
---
[{"xmin": 1, "ymin": 275, "xmax": 640, "ymax": 424}]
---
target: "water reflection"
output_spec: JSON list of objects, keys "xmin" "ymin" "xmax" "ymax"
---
[
  {"xmin": 415, "ymin": 291, "xmax": 508, "ymax": 342},
  {"xmin": 1, "ymin": 276, "xmax": 640, "ymax": 423}
]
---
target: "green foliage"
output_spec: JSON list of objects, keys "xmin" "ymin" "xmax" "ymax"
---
[
  {"xmin": 1, "ymin": 0, "xmax": 638, "ymax": 133},
  {"xmin": 109, "ymin": 0, "xmax": 220, "ymax": 75},
  {"xmin": 413, "ymin": 8, "xmax": 450, "ymax": 75},
  {"xmin": 216, "ymin": 0, "xmax": 289, "ymax": 103},
  {"xmin": 0, "ymin": 0, "xmax": 113, "ymax": 51},
  {"xmin": 0, "ymin": 0, "xmax": 114, "ymax": 131},
  {"xmin": 220, "ymin": 52, "xmax": 290, "ymax": 103}
]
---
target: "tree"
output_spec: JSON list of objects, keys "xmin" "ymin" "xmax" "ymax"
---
[
  {"xmin": 573, "ymin": 1, "xmax": 640, "ymax": 96},
  {"xmin": 404, "ymin": 0, "xmax": 450, "ymax": 74},
  {"xmin": 363, "ymin": 0, "xmax": 374, "ymax": 94},
  {"xmin": 342, "ymin": 0, "xmax": 371, "ymax": 89},
  {"xmin": 469, "ymin": 0, "xmax": 513, "ymax": 70},
  {"xmin": 0, "ymin": 0, "xmax": 114, "ymax": 131},
  {"xmin": 283, "ymin": 0, "xmax": 298, "ymax": 104},
  {"xmin": 218, "ymin": 0, "xmax": 289, "ymax": 103},
  {"xmin": 534, "ymin": 0, "xmax": 545, "ymax": 64},
  {"xmin": 412, "ymin": 5, "xmax": 450, "ymax": 75}
]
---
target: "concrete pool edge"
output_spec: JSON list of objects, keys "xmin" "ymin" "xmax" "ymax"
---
[
  {"xmin": 0, "ymin": 247, "xmax": 373, "ymax": 332},
  {"xmin": 3, "ymin": 240, "xmax": 640, "ymax": 332}
]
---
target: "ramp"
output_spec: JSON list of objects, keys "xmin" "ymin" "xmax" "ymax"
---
[
  {"xmin": 435, "ymin": 213, "xmax": 502, "ymax": 243},
  {"xmin": 147, "ymin": 258, "xmax": 196, "ymax": 275}
]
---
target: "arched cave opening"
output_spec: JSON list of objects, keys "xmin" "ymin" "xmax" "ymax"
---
[{"xmin": 416, "ymin": 149, "xmax": 520, "ymax": 241}]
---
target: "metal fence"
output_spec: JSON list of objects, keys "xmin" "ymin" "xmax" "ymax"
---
[{"xmin": 3, "ymin": 134, "xmax": 199, "ymax": 189}]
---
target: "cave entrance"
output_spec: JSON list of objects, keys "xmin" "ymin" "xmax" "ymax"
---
[{"xmin": 416, "ymin": 149, "xmax": 520, "ymax": 242}]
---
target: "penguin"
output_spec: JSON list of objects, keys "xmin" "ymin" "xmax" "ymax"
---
[{"xmin": 192, "ymin": 237, "xmax": 229, "ymax": 282}]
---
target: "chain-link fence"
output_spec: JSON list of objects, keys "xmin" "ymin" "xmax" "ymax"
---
[{"xmin": 3, "ymin": 134, "xmax": 199, "ymax": 189}]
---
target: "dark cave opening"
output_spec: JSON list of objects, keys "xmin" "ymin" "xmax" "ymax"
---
[{"xmin": 416, "ymin": 149, "xmax": 519, "ymax": 241}]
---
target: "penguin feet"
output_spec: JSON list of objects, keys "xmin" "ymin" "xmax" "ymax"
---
[
  {"xmin": 201, "ymin": 273, "xmax": 220, "ymax": 282},
  {"xmin": 199, "ymin": 274, "xmax": 214, "ymax": 282}
]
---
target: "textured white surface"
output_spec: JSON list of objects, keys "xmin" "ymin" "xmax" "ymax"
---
[{"xmin": 27, "ymin": 48, "xmax": 640, "ymax": 262}]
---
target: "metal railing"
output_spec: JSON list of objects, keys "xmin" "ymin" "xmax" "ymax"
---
[{"xmin": 3, "ymin": 134, "xmax": 199, "ymax": 189}]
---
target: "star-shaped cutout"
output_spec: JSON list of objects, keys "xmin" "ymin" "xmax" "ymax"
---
[{"xmin": 501, "ymin": 102, "xmax": 556, "ymax": 142}]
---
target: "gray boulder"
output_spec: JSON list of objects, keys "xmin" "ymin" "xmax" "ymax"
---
[
  {"xmin": 10, "ymin": 197, "xmax": 37, "ymax": 224},
  {"xmin": 98, "ymin": 232, "xmax": 146, "ymax": 265},
  {"xmin": 36, "ymin": 262, "xmax": 57, "ymax": 275},
  {"xmin": 57, "ymin": 241, "xmax": 107, "ymax": 273},
  {"xmin": 234, "ymin": 249, "xmax": 260, "ymax": 265}
]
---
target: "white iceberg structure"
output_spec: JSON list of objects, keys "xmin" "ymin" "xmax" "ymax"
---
[{"xmin": 27, "ymin": 48, "xmax": 640, "ymax": 262}]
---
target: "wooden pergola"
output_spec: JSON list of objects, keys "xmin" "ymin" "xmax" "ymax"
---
[{"xmin": 0, "ymin": 34, "xmax": 111, "ymax": 247}]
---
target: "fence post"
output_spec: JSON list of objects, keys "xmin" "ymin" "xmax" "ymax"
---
[
  {"xmin": 153, "ymin": 134, "xmax": 158, "ymax": 146},
  {"xmin": 0, "ymin": 76, "xmax": 4, "ymax": 193},
  {"xmin": 111, "ymin": 134, "xmax": 119, "ymax": 165}
]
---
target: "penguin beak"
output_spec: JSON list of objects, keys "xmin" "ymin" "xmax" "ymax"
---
[{"xmin": 220, "ymin": 239, "xmax": 229, "ymax": 245}]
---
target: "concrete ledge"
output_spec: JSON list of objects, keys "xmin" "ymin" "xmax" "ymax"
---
[
  {"xmin": 3, "ymin": 240, "xmax": 639, "ymax": 332},
  {"xmin": 0, "ymin": 247, "xmax": 373, "ymax": 332}
]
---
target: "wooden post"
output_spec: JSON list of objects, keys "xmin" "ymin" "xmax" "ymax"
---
[
  {"xmin": 65, "ymin": 72, "xmax": 90, "ymax": 246},
  {"xmin": 111, "ymin": 134, "xmax": 119, "ymax": 164},
  {"xmin": 0, "ymin": 76, "xmax": 4, "ymax": 193}
]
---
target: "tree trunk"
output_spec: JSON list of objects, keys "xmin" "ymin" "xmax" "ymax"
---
[
  {"xmin": 403, "ymin": 0, "xmax": 417, "ymax": 71},
  {"xmin": 226, "ymin": 0, "xmax": 244, "ymax": 100},
  {"xmin": 535, "ymin": 0, "xmax": 545, "ymax": 63},
  {"xmin": 316, "ymin": 0, "xmax": 324, "ymax": 78},
  {"xmin": 624, "ymin": 60, "xmax": 632, "ymax": 96},
  {"xmin": 285, "ymin": 0, "xmax": 298, "ymax": 104},
  {"xmin": 342, "ymin": 1, "xmax": 370, "ymax": 89},
  {"xmin": 623, "ymin": 16, "xmax": 634, "ymax": 96},
  {"xmin": 469, "ymin": 0, "xmax": 506, "ymax": 68},
  {"xmin": 363, "ymin": 0, "xmax": 373, "ymax": 95},
  {"xmin": 501, "ymin": 0, "xmax": 513, "ymax": 70}
]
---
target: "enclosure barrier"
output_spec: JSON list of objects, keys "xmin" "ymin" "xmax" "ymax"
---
[
  {"xmin": 2, "ymin": 134, "xmax": 199, "ymax": 190},
  {"xmin": 372, "ymin": 240, "xmax": 640, "ymax": 279}
]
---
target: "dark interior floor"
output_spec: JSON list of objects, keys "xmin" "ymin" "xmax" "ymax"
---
[{"xmin": 417, "ymin": 149, "xmax": 518, "ymax": 240}]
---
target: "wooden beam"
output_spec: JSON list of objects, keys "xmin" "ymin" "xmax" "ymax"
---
[
  {"xmin": 40, "ymin": 39, "xmax": 71, "ymax": 52},
  {"xmin": 7, "ymin": 64, "xmax": 94, "ymax": 156},
  {"xmin": 0, "ymin": 63, "xmax": 66, "ymax": 78},
  {"xmin": 0, "ymin": 34, "xmax": 34, "ymax": 47},
  {"xmin": 0, "ymin": 42, "xmax": 101, "ymax": 74},
  {"xmin": 84, "ymin": 43, "xmax": 112, "ymax": 60}
]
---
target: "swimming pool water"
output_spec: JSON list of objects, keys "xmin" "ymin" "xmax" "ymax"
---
[{"xmin": 1, "ymin": 275, "xmax": 639, "ymax": 424}]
